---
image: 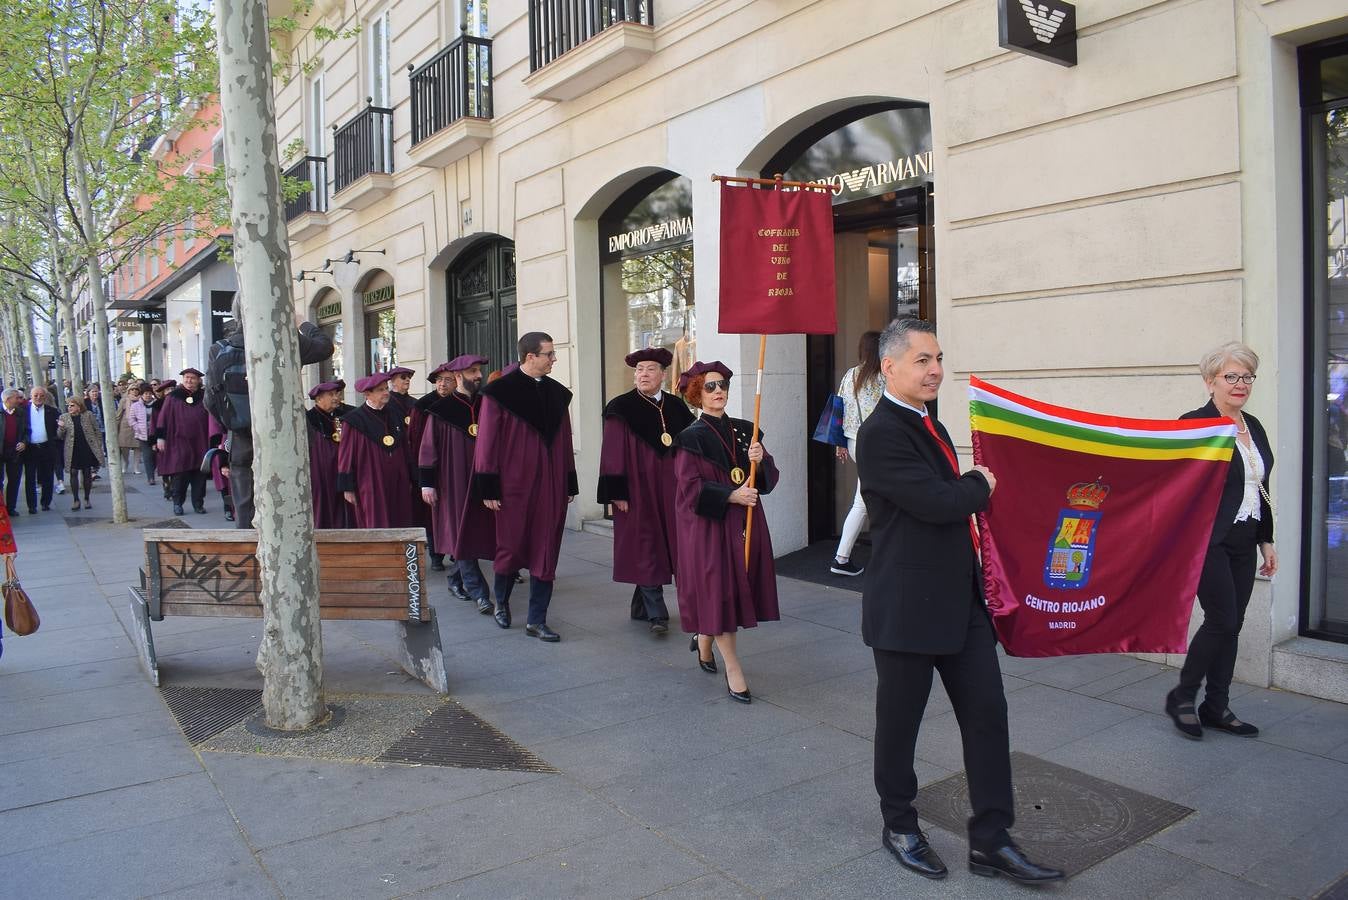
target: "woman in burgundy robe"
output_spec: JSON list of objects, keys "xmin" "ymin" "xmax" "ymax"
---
[
  {"xmin": 673, "ymin": 362, "xmax": 779, "ymax": 704},
  {"xmin": 306, "ymin": 380, "xmax": 349, "ymax": 529},
  {"xmin": 337, "ymin": 373, "xmax": 415, "ymax": 529}
]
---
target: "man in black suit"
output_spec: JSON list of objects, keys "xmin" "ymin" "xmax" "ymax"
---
[
  {"xmin": 855, "ymin": 317, "xmax": 1061, "ymax": 884},
  {"xmin": 23, "ymin": 385, "xmax": 61, "ymax": 513},
  {"xmin": 1, "ymin": 388, "xmax": 29, "ymax": 515}
]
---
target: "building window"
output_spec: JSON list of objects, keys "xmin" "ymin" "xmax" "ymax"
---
[
  {"xmin": 598, "ymin": 173, "xmax": 694, "ymax": 403},
  {"xmin": 307, "ymin": 72, "xmax": 325, "ymax": 155},
  {"xmin": 361, "ymin": 273, "xmax": 396, "ymax": 373},
  {"xmin": 459, "ymin": 0, "xmax": 488, "ymax": 38},
  {"xmin": 316, "ymin": 292, "xmax": 344, "ymax": 384},
  {"xmin": 368, "ymin": 11, "xmax": 391, "ymax": 108},
  {"xmin": 1303, "ymin": 37, "xmax": 1348, "ymax": 642}
]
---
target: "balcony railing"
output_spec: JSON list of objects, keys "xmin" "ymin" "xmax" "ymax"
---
[
  {"xmin": 410, "ymin": 31, "xmax": 493, "ymax": 146},
  {"xmin": 528, "ymin": 0, "xmax": 653, "ymax": 72},
  {"xmin": 283, "ymin": 155, "xmax": 329, "ymax": 221},
  {"xmin": 333, "ymin": 102, "xmax": 394, "ymax": 194}
]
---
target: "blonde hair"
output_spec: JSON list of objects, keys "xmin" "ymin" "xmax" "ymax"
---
[{"xmin": 1199, "ymin": 342, "xmax": 1259, "ymax": 382}]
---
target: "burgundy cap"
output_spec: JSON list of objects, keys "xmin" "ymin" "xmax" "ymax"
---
[
  {"xmin": 446, "ymin": 354, "xmax": 489, "ymax": 373},
  {"xmin": 354, "ymin": 372, "xmax": 393, "ymax": 393},
  {"xmin": 625, "ymin": 348, "xmax": 673, "ymax": 368},
  {"xmin": 308, "ymin": 379, "xmax": 345, "ymax": 400},
  {"xmin": 676, "ymin": 360, "xmax": 732, "ymax": 396},
  {"xmin": 158, "ymin": 380, "xmax": 177, "ymax": 390},
  {"xmin": 179, "ymin": 367, "xmax": 205, "ymax": 378},
  {"xmin": 386, "ymin": 366, "xmax": 415, "ymax": 378}
]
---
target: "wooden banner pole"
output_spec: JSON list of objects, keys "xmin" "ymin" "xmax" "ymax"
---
[{"xmin": 743, "ymin": 333, "xmax": 767, "ymax": 569}]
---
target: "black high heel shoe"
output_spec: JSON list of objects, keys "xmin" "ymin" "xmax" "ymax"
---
[
  {"xmin": 689, "ymin": 635, "xmax": 717, "ymax": 673},
  {"xmin": 726, "ymin": 675, "xmax": 752, "ymax": 704}
]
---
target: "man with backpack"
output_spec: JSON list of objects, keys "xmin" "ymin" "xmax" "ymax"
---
[{"xmin": 206, "ymin": 297, "xmax": 334, "ymax": 528}]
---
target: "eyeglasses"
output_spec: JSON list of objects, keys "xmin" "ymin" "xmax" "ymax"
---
[
  {"xmin": 702, "ymin": 379, "xmax": 729, "ymax": 393},
  {"xmin": 1222, "ymin": 373, "xmax": 1256, "ymax": 385},
  {"xmin": 534, "ymin": 351, "xmax": 557, "ymax": 359}
]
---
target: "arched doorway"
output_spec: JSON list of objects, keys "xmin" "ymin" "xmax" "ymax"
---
[
  {"xmin": 447, "ymin": 238, "xmax": 517, "ymax": 370},
  {"xmin": 311, "ymin": 288, "xmax": 343, "ymax": 384}
]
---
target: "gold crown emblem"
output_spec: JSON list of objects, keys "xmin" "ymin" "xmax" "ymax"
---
[{"xmin": 1066, "ymin": 479, "xmax": 1110, "ymax": 510}]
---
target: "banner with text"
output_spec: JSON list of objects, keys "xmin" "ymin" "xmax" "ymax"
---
[
  {"xmin": 717, "ymin": 183, "xmax": 836, "ymax": 335},
  {"xmin": 970, "ymin": 377, "xmax": 1235, "ymax": 657}
]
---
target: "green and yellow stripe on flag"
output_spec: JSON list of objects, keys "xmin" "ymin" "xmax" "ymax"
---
[{"xmin": 968, "ymin": 376, "xmax": 1236, "ymax": 657}]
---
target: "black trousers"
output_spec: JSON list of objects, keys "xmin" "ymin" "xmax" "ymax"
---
[
  {"xmin": 629, "ymin": 585, "xmax": 669, "ymax": 622},
  {"xmin": 1177, "ymin": 519, "xmax": 1259, "ymax": 712},
  {"xmin": 873, "ymin": 600, "xmax": 1013, "ymax": 851},
  {"xmin": 170, "ymin": 469, "xmax": 208, "ymax": 509},
  {"xmin": 139, "ymin": 439, "xmax": 157, "ymax": 482},
  {"xmin": 494, "ymin": 573, "xmax": 554, "ymax": 626},
  {"xmin": 1, "ymin": 456, "xmax": 22, "ymax": 512},
  {"xmin": 22, "ymin": 443, "xmax": 55, "ymax": 511},
  {"xmin": 229, "ymin": 430, "xmax": 254, "ymax": 528}
]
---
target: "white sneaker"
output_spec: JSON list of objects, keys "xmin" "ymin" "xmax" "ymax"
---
[{"xmin": 55, "ymin": 482, "xmax": 65, "ymax": 495}]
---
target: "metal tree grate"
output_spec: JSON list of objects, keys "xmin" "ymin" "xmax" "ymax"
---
[
  {"xmin": 914, "ymin": 752, "xmax": 1192, "ymax": 878},
  {"xmin": 377, "ymin": 701, "xmax": 556, "ymax": 772},
  {"xmin": 160, "ymin": 685, "xmax": 263, "ymax": 745}
]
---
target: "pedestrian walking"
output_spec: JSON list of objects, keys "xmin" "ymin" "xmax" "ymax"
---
[
  {"xmin": 131, "ymin": 382, "xmax": 157, "ymax": 484},
  {"xmin": 673, "ymin": 361, "xmax": 779, "ymax": 703},
  {"xmin": 597, "ymin": 347, "xmax": 696, "ymax": 634},
  {"xmin": 1, "ymin": 389, "xmax": 29, "ymax": 516},
  {"xmin": 337, "ymin": 372, "xmax": 416, "ymax": 528},
  {"xmin": 856, "ymin": 317, "xmax": 1061, "ymax": 883},
  {"xmin": 153, "ymin": 380, "xmax": 175, "ymax": 500},
  {"xmin": 22, "ymin": 387, "xmax": 60, "ymax": 513},
  {"xmin": 472, "ymin": 333, "xmax": 578, "ymax": 642},
  {"xmin": 115, "ymin": 384, "xmax": 142, "ymax": 475},
  {"xmin": 155, "ymin": 369, "xmax": 210, "ymax": 516},
  {"xmin": 305, "ymin": 380, "xmax": 351, "ymax": 529},
  {"xmin": 1165, "ymin": 342, "xmax": 1277, "ymax": 739},
  {"xmin": 831, "ymin": 330, "xmax": 883, "ymax": 577},
  {"xmin": 57, "ymin": 397, "xmax": 104, "ymax": 510}
]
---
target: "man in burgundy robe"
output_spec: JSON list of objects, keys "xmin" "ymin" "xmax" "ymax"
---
[
  {"xmin": 411, "ymin": 364, "xmax": 453, "ymax": 575},
  {"xmin": 420, "ymin": 355, "xmax": 496, "ymax": 614},
  {"xmin": 597, "ymin": 347, "xmax": 696, "ymax": 634},
  {"xmin": 473, "ymin": 332, "xmax": 578, "ymax": 642},
  {"xmin": 337, "ymin": 372, "xmax": 415, "ymax": 528},
  {"xmin": 152, "ymin": 379, "xmax": 175, "ymax": 500},
  {"xmin": 306, "ymin": 380, "xmax": 349, "ymax": 528},
  {"xmin": 385, "ymin": 366, "xmax": 416, "ymax": 430},
  {"xmin": 155, "ymin": 368, "xmax": 210, "ymax": 515}
]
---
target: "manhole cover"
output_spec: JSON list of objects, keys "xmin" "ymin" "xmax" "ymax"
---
[
  {"xmin": 377, "ymin": 701, "xmax": 556, "ymax": 772},
  {"xmin": 142, "ymin": 518, "xmax": 191, "ymax": 529},
  {"xmin": 160, "ymin": 685, "xmax": 263, "ymax": 745},
  {"xmin": 914, "ymin": 752, "xmax": 1191, "ymax": 877}
]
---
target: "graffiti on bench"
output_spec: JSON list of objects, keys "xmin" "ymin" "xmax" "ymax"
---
[{"xmin": 160, "ymin": 543, "xmax": 258, "ymax": 605}]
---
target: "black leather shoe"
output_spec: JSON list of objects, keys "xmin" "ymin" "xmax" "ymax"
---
[
  {"xmin": 448, "ymin": 583, "xmax": 469, "ymax": 602},
  {"xmin": 525, "ymin": 623, "xmax": 560, "ymax": 642},
  {"xmin": 172, "ymin": 504, "xmax": 185, "ymax": 516},
  {"xmin": 882, "ymin": 829, "xmax": 947, "ymax": 880},
  {"xmin": 969, "ymin": 844, "xmax": 1064, "ymax": 883},
  {"xmin": 1199, "ymin": 704, "xmax": 1259, "ymax": 737},
  {"xmin": 649, "ymin": 620, "xmax": 668, "ymax": 635},
  {"xmin": 431, "ymin": 558, "xmax": 446, "ymax": 572},
  {"xmin": 1165, "ymin": 689, "xmax": 1203, "ymax": 740},
  {"xmin": 494, "ymin": 603, "xmax": 511, "ymax": 629},
  {"xmin": 690, "ymin": 636, "xmax": 717, "ymax": 673},
  {"xmin": 193, "ymin": 505, "xmax": 206, "ymax": 514},
  {"xmin": 476, "ymin": 596, "xmax": 494, "ymax": 615},
  {"xmin": 726, "ymin": 676, "xmax": 752, "ymax": 704}
]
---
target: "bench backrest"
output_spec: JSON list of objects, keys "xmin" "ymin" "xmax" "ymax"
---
[{"xmin": 142, "ymin": 528, "xmax": 429, "ymax": 622}]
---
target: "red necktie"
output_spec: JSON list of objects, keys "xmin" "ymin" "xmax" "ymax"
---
[{"xmin": 921, "ymin": 415, "xmax": 981, "ymax": 558}]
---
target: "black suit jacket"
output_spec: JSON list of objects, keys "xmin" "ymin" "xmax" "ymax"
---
[
  {"xmin": 1183, "ymin": 400, "xmax": 1273, "ymax": 546},
  {"xmin": 1, "ymin": 406, "xmax": 30, "ymax": 460},
  {"xmin": 855, "ymin": 396, "xmax": 992, "ymax": 655},
  {"xmin": 25, "ymin": 404, "xmax": 60, "ymax": 451}
]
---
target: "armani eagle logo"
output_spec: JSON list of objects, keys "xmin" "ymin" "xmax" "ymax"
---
[{"xmin": 1019, "ymin": 0, "xmax": 1067, "ymax": 43}]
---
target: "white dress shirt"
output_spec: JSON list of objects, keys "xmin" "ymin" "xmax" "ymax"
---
[{"xmin": 28, "ymin": 403, "xmax": 47, "ymax": 444}]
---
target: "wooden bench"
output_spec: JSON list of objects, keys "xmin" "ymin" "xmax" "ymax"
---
[{"xmin": 128, "ymin": 528, "xmax": 447, "ymax": 693}]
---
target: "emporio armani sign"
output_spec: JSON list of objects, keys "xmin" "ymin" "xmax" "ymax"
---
[{"xmin": 998, "ymin": 0, "xmax": 1077, "ymax": 67}]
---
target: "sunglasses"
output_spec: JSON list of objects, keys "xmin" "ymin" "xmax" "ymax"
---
[{"xmin": 702, "ymin": 379, "xmax": 730, "ymax": 393}]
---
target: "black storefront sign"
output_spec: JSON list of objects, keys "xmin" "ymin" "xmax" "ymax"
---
[
  {"xmin": 780, "ymin": 107, "xmax": 933, "ymax": 206},
  {"xmin": 122, "ymin": 308, "xmax": 166, "ymax": 324},
  {"xmin": 998, "ymin": 0, "xmax": 1077, "ymax": 67},
  {"xmin": 600, "ymin": 174, "xmax": 694, "ymax": 263},
  {"xmin": 209, "ymin": 291, "xmax": 236, "ymax": 344}
]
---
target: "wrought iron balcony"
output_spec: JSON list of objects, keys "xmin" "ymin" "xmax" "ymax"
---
[
  {"xmin": 283, "ymin": 156, "xmax": 329, "ymax": 221},
  {"xmin": 410, "ymin": 31, "xmax": 493, "ymax": 147},
  {"xmin": 332, "ymin": 102, "xmax": 394, "ymax": 194},
  {"xmin": 528, "ymin": 0, "xmax": 653, "ymax": 71}
]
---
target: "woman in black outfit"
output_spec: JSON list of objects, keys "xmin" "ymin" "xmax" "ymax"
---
[
  {"xmin": 58, "ymin": 397, "xmax": 105, "ymax": 510},
  {"xmin": 1166, "ymin": 342, "xmax": 1277, "ymax": 739}
]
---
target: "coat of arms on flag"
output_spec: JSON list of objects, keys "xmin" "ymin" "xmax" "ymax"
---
[{"xmin": 969, "ymin": 377, "xmax": 1236, "ymax": 657}]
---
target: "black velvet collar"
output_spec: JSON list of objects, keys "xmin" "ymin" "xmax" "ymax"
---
[
  {"xmin": 426, "ymin": 391, "xmax": 480, "ymax": 437},
  {"xmin": 674, "ymin": 415, "xmax": 762, "ymax": 474},
  {"xmin": 306, "ymin": 406, "xmax": 340, "ymax": 441},
  {"xmin": 604, "ymin": 389, "xmax": 696, "ymax": 456},
  {"xmin": 341, "ymin": 403, "xmax": 404, "ymax": 453},
  {"xmin": 414, "ymin": 390, "xmax": 441, "ymax": 412},
  {"xmin": 386, "ymin": 391, "xmax": 415, "ymax": 424},
  {"xmin": 480, "ymin": 367, "xmax": 572, "ymax": 443},
  {"xmin": 169, "ymin": 387, "xmax": 204, "ymax": 405}
]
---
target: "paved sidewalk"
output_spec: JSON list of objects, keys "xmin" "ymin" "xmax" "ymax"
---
[{"xmin": 1, "ymin": 479, "xmax": 1346, "ymax": 899}]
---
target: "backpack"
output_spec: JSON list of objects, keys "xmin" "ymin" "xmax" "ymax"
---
[{"xmin": 207, "ymin": 338, "xmax": 251, "ymax": 431}]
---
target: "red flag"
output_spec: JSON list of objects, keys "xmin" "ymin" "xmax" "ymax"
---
[
  {"xmin": 970, "ymin": 377, "xmax": 1236, "ymax": 657},
  {"xmin": 717, "ymin": 183, "xmax": 836, "ymax": 334}
]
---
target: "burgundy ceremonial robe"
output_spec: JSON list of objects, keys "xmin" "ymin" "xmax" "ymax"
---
[
  {"xmin": 306, "ymin": 404, "xmax": 348, "ymax": 529},
  {"xmin": 406, "ymin": 391, "xmax": 437, "ymax": 535},
  {"xmin": 673, "ymin": 415, "xmax": 780, "ymax": 635},
  {"xmin": 597, "ymin": 389, "xmax": 696, "ymax": 586},
  {"xmin": 336, "ymin": 403, "xmax": 415, "ymax": 529},
  {"xmin": 154, "ymin": 387, "xmax": 209, "ymax": 475},
  {"xmin": 472, "ymin": 368, "xmax": 579, "ymax": 581},
  {"xmin": 418, "ymin": 393, "xmax": 496, "ymax": 561},
  {"xmin": 208, "ymin": 417, "xmax": 229, "ymax": 493}
]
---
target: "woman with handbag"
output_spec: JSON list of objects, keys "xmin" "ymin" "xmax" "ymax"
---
[
  {"xmin": 831, "ymin": 331, "xmax": 884, "ymax": 577},
  {"xmin": 57, "ymin": 397, "xmax": 104, "ymax": 510},
  {"xmin": 1164, "ymin": 342, "xmax": 1277, "ymax": 739}
]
